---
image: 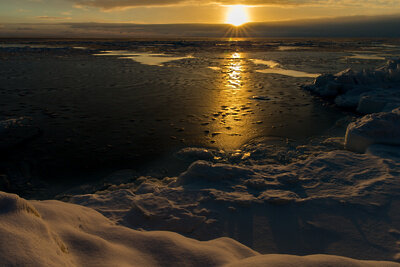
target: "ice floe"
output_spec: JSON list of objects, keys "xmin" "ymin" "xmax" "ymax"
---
[
  {"xmin": 346, "ymin": 54, "xmax": 386, "ymax": 60},
  {"xmin": 94, "ymin": 50, "xmax": 193, "ymax": 66},
  {"xmin": 250, "ymin": 59, "xmax": 320, "ymax": 78},
  {"xmin": 304, "ymin": 59, "xmax": 400, "ymax": 113}
]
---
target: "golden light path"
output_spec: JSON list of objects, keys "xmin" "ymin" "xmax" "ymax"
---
[
  {"xmin": 205, "ymin": 52, "xmax": 258, "ymax": 150},
  {"xmin": 226, "ymin": 52, "xmax": 243, "ymax": 90},
  {"xmin": 226, "ymin": 5, "xmax": 250, "ymax": 26}
]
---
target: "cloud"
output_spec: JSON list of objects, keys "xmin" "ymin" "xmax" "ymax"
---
[
  {"xmin": 36, "ymin": 16, "xmax": 72, "ymax": 20},
  {"xmin": 68, "ymin": 0, "xmax": 399, "ymax": 10},
  {"xmin": 1, "ymin": 14, "xmax": 399, "ymax": 38}
]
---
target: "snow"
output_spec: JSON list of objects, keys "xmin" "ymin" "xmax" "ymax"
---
[
  {"xmin": 304, "ymin": 59, "xmax": 400, "ymax": 113},
  {"xmin": 346, "ymin": 54, "xmax": 386, "ymax": 60},
  {"xmin": 250, "ymin": 58, "xmax": 320, "ymax": 78},
  {"xmin": 1, "ymin": 190, "xmax": 400, "ymax": 266},
  {"xmin": 2, "ymin": 47, "xmax": 400, "ymax": 266},
  {"xmin": 94, "ymin": 51, "xmax": 193, "ymax": 66},
  {"xmin": 64, "ymin": 145, "xmax": 400, "ymax": 261},
  {"xmin": 226, "ymin": 254, "xmax": 400, "ymax": 267},
  {"xmin": 176, "ymin": 147, "xmax": 215, "ymax": 161},
  {"xmin": 345, "ymin": 108, "xmax": 400, "ymax": 153},
  {"xmin": 0, "ymin": 191, "xmax": 257, "ymax": 266}
]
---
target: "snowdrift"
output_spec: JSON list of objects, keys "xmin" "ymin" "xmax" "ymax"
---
[
  {"xmin": 66, "ymin": 146, "xmax": 400, "ymax": 262},
  {"xmin": 1, "ymin": 191, "xmax": 399, "ymax": 266},
  {"xmin": 304, "ymin": 59, "xmax": 400, "ymax": 113}
]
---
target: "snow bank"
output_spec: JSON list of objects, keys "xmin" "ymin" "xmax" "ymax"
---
[
  {"xmin": 1, "ymin": 191, "xmax": 399, "ymax": 266},
  {"xmin": 67, "ymin": 147, "xmax": 400, "ymax": 261},
  {"xmin": 226, "ymin": 254, "xmax": 400, "ymax": 267},
  {"xmin": 345, "ymin": 108, "xmax": 400, "ymax": 153},
  {"xmin": 303, "ymin": 59, "xmax": 400, "ymax": 113},
  {"xmin": 0, "ymin": 191, "xmax": 257, "ymax": 266}
]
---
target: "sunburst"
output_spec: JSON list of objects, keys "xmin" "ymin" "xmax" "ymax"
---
[{"xmin": 226, "ymin": 5, "xmax": 250, "ymax": 27}]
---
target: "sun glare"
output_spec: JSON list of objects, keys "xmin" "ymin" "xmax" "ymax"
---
[{"xmin": 226, "ymin": 5, "xmax": 249, "ymax": 27}]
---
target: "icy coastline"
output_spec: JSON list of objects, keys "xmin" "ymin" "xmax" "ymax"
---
[
  {"xmin": 303, "ymin": 59, "xmax": 400, "ymax": 113},
  {"xmin": 1, "ymin": 53, "xmax": 400, "ymax": 266},
  {"xmin": 2, "ymin": 108, "xmax": 400, "ymax": 264},
  {"xmin": 1, "ymin": 191, "xmax": 400, "ymax": 266}
]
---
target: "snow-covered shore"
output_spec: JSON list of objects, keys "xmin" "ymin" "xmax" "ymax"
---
[
  {"xmin": 1, "ymin": 54, "xmax": 400, "ymax": 266},
  {"xmin": 56, "ymin": 62, "xmax": 400, "ymax": 263},
  {"xmin": 1, "ymin": 191, "xmax": 399, "ymax": 266},
  {"xmin": 303, "ymin": 59, "xmax": 400, "ymax": 113},
  {"xmin": 2, "ymin": 108, "xmax": 400, "ymax": 264}
]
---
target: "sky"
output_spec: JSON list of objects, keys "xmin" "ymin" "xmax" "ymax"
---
[{"xmin": 0, "ymin": 0, "xmax": 399, "ymax": 37}]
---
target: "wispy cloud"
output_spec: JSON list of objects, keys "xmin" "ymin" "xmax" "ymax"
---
[
  {"xmin": 36, "ymin": 16, "xmax": 72, "ymax": 20},
  {"xmin": 67, "ymin": 0, "xmax": 400, "ymax": 10}
]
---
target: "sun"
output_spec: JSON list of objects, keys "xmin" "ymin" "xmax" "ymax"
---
[{"xmin": 226, "ymin": 5, "xmax": 249, "ymax": 27}]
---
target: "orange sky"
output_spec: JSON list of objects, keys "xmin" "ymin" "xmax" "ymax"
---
[{"xmin": 1, "ymin": 0, "xmax": 400, "ymax": 24}]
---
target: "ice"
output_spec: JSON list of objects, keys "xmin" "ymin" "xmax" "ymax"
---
[
  {"xmin": 345, "ymin": 108, "xmax": 400, "ymax": 153},
  {"xmin": 176, "ymin": 147, "xmax": 215, "ymax": 161},
  {"xmin": 278, "ymin": 46, "xmax": 312, "ymax": 51},
  {"xmin": 176, "ymin": 160, "xmax": 254, "ymax": 185},
  {"xmin": 357, "ymin": 93, "xmax": 400, "ymax": 114},
  {"xmin": 94, "ymin": 50, "xmax": 193, "ymax": 66},
  {"xmin": 347, "ymin": 54, "xmax": 386, "ymax": 60},
  {"xmin": 256, "ymin": 68, "xmax": 320, "ymax": 78},
  {"xmin": 65, "ymin": 145, "xmax": 400, "ymax": 260},
  {"xmin": 208, "ymin": 66, "xmax": 221, "ymax": 71},
  {"xmin": 0, "ymin": 44, "xmax": 58, "ymax": 48},
  {"xmin": 251, "ymin": 58, "xmax": 320, "ymax": 78},
  {"xmin": 304, "ymin": 59, "xmax": 400, "ymax": 113},
  {"xmin": 250, "ymin": 59, "xmax": 281, "ymax": 68}
]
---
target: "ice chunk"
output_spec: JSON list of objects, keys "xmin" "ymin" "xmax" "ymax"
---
[
  {"xmin": 177, "ymin": 160, "xmax": 254, "ymax": 185},
  {"xmin": 345, "ymin": 108, "xmax": 400, "ymax": 153},
  {"xmin": 176, "ymin": 147, "xmax": 214, "ymax": 161},
  {"xmin": 304, "ymin": 59, "xmax": 400, "ymax": 112}
]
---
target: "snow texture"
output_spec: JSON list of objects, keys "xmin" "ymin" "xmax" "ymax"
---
[
  {"xmin": 345, "ymin": 108, "xmax": 400, "ymax": 153},
  {"xmin": 304, "ymin": 59, "xmax": 400, "ymax": 113},
  {"xmin": 66, "ymin": 145, "xmax": 400, "ymax": 262},
  {"xmin": 1, "ymin": 191, "xmax": 400, "ymax": 266}
]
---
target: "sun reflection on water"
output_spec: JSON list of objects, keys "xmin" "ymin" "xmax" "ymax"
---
[
  {"xmin": 204, "ymin": 52, "xmax": 259, "ymax": 150},
  {"xmin": 225, "ymin": 52, "xmax": 243, "ymax": 91}
]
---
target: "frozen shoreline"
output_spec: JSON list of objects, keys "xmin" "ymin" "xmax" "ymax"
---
[
  {"xmin": 303, "ymin": 59, "xmax": 400, "ymax": 113},
  {"xmin": 1, "ymin": 191, "xmax": 400, "ymax": 266},
  {"xmin": 2, "ymin": 108, "xmax": 400, "ymax": 264},
  {"xmin": 1, "ymin": 42, "xmax": 400, "ymax": 265}
]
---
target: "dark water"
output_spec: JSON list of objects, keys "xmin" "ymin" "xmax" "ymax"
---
[{"xmin": 0, "ymin": 38, "xmax": 398, "ymax": 196}]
